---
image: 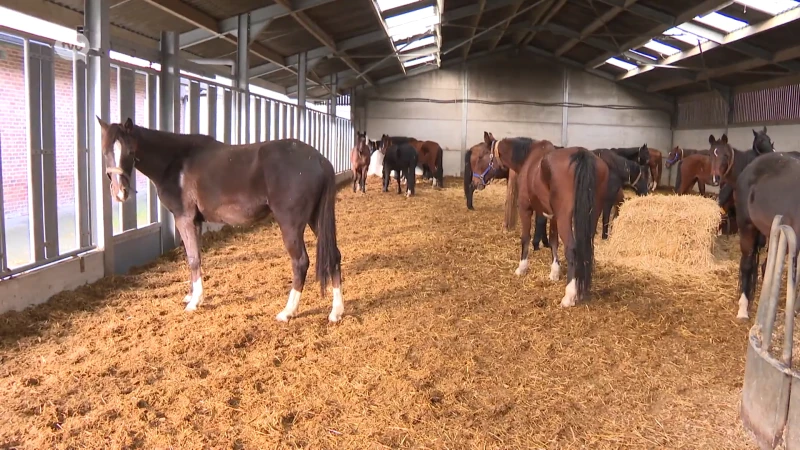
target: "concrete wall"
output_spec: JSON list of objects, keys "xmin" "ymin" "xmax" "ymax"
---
[{"xmin": 355, "ymin": 52, "xmax": 674, "ymax": 184}]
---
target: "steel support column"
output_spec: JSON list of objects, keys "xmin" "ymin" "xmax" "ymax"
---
[
  {"xmin": 328, "ymin": 73, "xmax": 337, "ymax": 159},
  {"xmin": 85, "ymin": 0, "xmax": 113, "ymax": 275},
  {"xmin": 235, "ymin": 14, "xmax": 250, "ymax": 144},
  {"xmin": 159, "ymin": 31, "xmax": 179, "ymax": 251},
  {"xmin": 297, "ymin": 52, "xmax": 307, "ymax": 142}
]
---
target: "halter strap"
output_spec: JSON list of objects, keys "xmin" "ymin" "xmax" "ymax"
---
[
  {"xmin": 630, "ymin": 166, "xmax": 642, "ymax": 187},
  {"xmin": 722, "ymin": 146, "xmax": 735, "ymax": 179},
  {"xmin": 106, "ymin": 166, "xmax": 124, "ymax": 175}
]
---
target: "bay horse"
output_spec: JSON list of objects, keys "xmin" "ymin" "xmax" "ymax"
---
[
  {"xmin": 98, "ymin": 117, "xmax": 345, "ymax": 322},
  {"xmin": 664, "ymin": 145, "xmax": 709, "ymax": 169},
  {"xmin": 379, "ymin": 134, "xmax": 418, "ymax": 197},
  {"xmin": 483, "ymin": 132, "xmax": 609, "ymax": 307},
  {"xmin": 708, "ymin": 127, "xmax": 776, "ymax": 319},
  {"xmin": 674, "ymin": 154, "xmax": 714, "ymax": 196},
  {"xmin": 350, "ymin": 131, "xmax": 374, "ymax": 194},
  {"xmin": 383, "ymin": 135, "xmax": 444, "ymax": 188},
  {"xmin": 646, "ymin": 148, "xmax": 663, "ymax": 191},
  {"xmin": 467, "ymin": 139, "xmax": 549, "ymax": 249},
  {"xmin": 591, "ymin": 148, "xmax": 649, "ymax": 239}
]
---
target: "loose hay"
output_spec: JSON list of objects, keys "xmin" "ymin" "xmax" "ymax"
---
[
  {"xmin": 597, "ymin": 194, "xmax": 734, "ymax": 279},
  {"xmin": 0, "ymin": 180, "xmax": 756, "ymax": 449}
]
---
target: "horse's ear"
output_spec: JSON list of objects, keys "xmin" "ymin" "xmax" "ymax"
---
[
  {"xmin": 708, "ymin": 134, "xmax": 716, "ymax": 145},
  {"xmin": 483, "ymin": 131, "xmax": 491, "ymax": 145},
  {"xmin": 97, "ymin": 116, "xmax": 109, "ymax": 131},
  {"xmin": 123, "ymin": 117, "xmax": 134, "ymax": 133},
  {"xmin": 721, "ymin": 134, "xmax": 728, "ymax": 144},
  {"xmin": 763, "ymin": 126, "xmax": 768, "ymax": 133},
  {"xmin": 752, "ymin": 129, "xmax": 758, "ymax": 137}
]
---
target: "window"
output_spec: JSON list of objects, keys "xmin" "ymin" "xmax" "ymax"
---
[
  {"xmin": 694, "ymin": 11, "xmax": 748, "ymax": 33},
  {"xmin": 605, "ymin": 57, "xmax": 637, "ymax": 71},
  {"xmin": 385, "ymin": 6, "xmax": 440, "ymax": 42},
  {"xmin": 376, "ymin": 0, "xmax": 421, "ymax": 12},
  {"xmin": 398, "ymin": 35, "xmax": 436, "ymax": 52},
  {"xmin": 643, "ymin": 39, "xmax": 681, "ymax": 56},
  {"xmin": 734, "ymin": 0, "xmax": 799, "ymax": 16},
  {"xmin": 403, "ymin": 54, "xmax": 435, "ymax": 68},
  {"xmin": 663, "ymin": 27, "xmax": 709, "ymax": 46}
]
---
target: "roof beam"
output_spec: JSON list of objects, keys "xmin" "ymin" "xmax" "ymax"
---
[
  {"xmin": 647, "ymin": 42, "xmax": 800, "ymax": 92},
  {"xmin": 177, "ymin": 0, "xmax": 336, "ymax": 49},
  {"xmin": 520, "ymin": 0, "xmax": 567, "ymax": 46},
  {"xmin": 272, "ymin": 0, "xmax": 374, "ymax": 86},
  {"xmin": 618, "ymin": 5, "xmax": 800, "ymax": 81},
  {"xmin": 366, "ymin": 0, "xmax": 406, "ymax": 75},
  {"xmin": 555, "ymin": 0, "xmax": 637, "ymax": 57},
  {"xmin": 487, "ymin": 1, "xmax": 524, "ymax": 52},
  {"xmin": 584, "ymin": 0, "xmax": 731, "ymax": 68},
  {"xmin": 250, "ymin": 1, "xmax": 518, "ymax": 80},
  {"xmin": 462, "ymin": 0, "xmax": 486, "ymax": 59},
  {"xmin": 381, "ymin": 0, "xmax": 436, "ymax": 19}
]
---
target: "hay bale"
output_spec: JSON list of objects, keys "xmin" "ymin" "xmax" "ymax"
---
[{"xmin": 596, "ymin": 194, "xmax": 731, "ymax": 278}]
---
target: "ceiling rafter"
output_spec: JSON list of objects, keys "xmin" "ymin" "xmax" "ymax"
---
[
  {"xmin": 520, "ymin": 0, "xmax": 567, "ymax": 47},
  {"xmin": 584, "ymin": 0, "xmax": 732, "ymax": 69},
  {"xmin": 462, "ymin": 0, "xmax": 486, "ymax": 59},
  {"xmin": 619, "ymin": 5, "xmax": 800, "ymax": 81},
  {"xmin": 554, "ymin": 0, "xmax": 638, "ymax": 57},
  {"xmin": 271, "ymin": 0, "xmax": 374, "ymax": 86},
  {"xmin": 366, "ymin": 0, "xmax": 407, "ymax": 75},
  {"xmin": 487, "ymin": 0, "xmax": 524, "ymax": 52}
]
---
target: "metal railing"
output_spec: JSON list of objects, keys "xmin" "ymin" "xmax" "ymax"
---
[{"xmin": 0, "ymin": 28, "xmax": 354, "ymax": 279}]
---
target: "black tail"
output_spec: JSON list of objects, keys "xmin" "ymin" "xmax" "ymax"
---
[
  {"xmin": 315, "ymin": 166, "xmax": 342, "ymax": 297},
  {"xmin": 570, "ymin": 149, "xmax": 598, "ymax": 298},
  {"xmin": 674, "ymin": 160, "xmax": 683, "ymax": 194},
  {"xmin": 435, "ymin": 145, "xmax": 444, "ymax": 186},
  {"xmin": 464, "ymin": 149, "xmax": 475, "ymax": 210}
]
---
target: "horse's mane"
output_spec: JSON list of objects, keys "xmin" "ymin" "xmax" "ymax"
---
[
  {"xmin": 134, "ymin": 124, "xmax": 220, "ymax": 152},
  {"xmin": 593, "ymin": 149, "xmax": 637, "ymax": 180},
  {"xmin": 390, "ymin": 136, "xmax": 416, "ymax": 144},
  {"xmin": 506, "ymin": 137, "xmax": 537, "ymax": 167}
]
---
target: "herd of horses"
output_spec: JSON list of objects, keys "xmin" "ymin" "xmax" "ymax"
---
[{"xmin": 96, "ymin": 114, "xmax": 797, "ymax": 323}]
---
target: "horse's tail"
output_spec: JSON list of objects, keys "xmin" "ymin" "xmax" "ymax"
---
[
  {"xmin": 674, "ymin": 160, "xmax": 683, "ymax": 194},
  {"xmin": 435, "ymin": 144, "xmax": 444, "ymax": 186},
  {"xmin": 464, "ymin": 149, "xmax": 475, "ymax": 209},
  {"xmin": 570, "ymin": 149, "xmax": 598, "ymax": 298},
  {"xmin": 315, "ymin": 164, "xmax": 342, "ymax": 297}
]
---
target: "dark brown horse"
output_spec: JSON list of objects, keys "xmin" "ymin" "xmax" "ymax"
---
[
  {"xmin": 484, "ymin": 132, "xmax": 609, "ymax": 307},
  {"xmin": 464, "ymin": 145, "xmax": 510, "ymax": 210},
  {"xmin": 350, "ymin": 131, "xmax": 373, "ymax": 193},
  {"xmin": 606, "ymin": 144, "xmax": 650, "ymax": 167},
  {"xmin": 98, "ymin": 117, "xmax": 345, "ymax": 322},
  {"xmin": 708, "ymin": 127, "xmax": 776, "ymax": 319},
  {"xmin": 674, "ymin": 153, "xmax": 715, "ymax": 196},
  {"xmin": 379, "ymin": 134, "xmax": 418, "ymax": 197},
  {"xmin": 383, "ymin": 136, "xmax": 444, "ymax": 188},
  {"xmin": 591, "ymin": 148, "xmax": 649, "ymax": 239}
]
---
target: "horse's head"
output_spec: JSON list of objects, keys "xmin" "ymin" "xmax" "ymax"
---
[
  {"xmin": 638, "ymin": 143, "xmax": 650, "ymax": 166},
  {"xmin": 469, "ymin": 140, "xmax": 496, "ymax": 190},
  {"xmin": 752, "ymin": 126, "xmax": 775, "ymax": 154},
  {"xmin": 379, "ymin": 134, "xmax": 390, "ymax": 155},
  {"xmin": 708, "ymin": 133, "xmax": 732, "ymax": 186},
  {"xmin": 356, "ymin": 131, "xmax": 367, "ymax": 144},
  {"xmin": 630, "ymin": 162, "xmax": 650, "ymax": 196},
  {"xmin": 98, "ymin": 116, "xmax": 137, "ymax": 203},
  {"xmin": 665, "ymin": 146, "xmax": 682, "ymax": 168}
]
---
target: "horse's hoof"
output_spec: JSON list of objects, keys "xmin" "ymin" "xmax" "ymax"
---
[
  {"xmin": 559, "ymin": 297, "xmax": 575, "ymax": 308},
  {"xmin": 275, "ymin": 311, "xmax": 292, "ymax": 322},
  {"xmin": 736, "ymin": 314, "xmax": 749, "ymax": 322},
  {"xmin": 328, "ymin": 311, "xmax": 343, "ymax": 323},
  {"xmin": 184, "ymin": 304, "xmax": 198, "ymax": 312},
  {"xmin": 183, "ymin": 295, "xmax": 192, "ymax": 304},
  {"xmin": 549, "ymin": 271, "xmax": 560, "ymax": 282}
]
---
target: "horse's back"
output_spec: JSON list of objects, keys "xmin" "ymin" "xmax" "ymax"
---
[{"xmin": 737, "ymin": 153, "xmax": 800, "ymax": 232}]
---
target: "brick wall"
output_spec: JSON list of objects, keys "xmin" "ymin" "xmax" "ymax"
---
[{"xmin": 0, "ymin": 41, "xmax": 150, "ymax": 219}]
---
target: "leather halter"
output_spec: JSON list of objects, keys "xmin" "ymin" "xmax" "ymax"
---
[{"xmin": 714, "ymin": 145, "xmax": 735, "ymax": 179}]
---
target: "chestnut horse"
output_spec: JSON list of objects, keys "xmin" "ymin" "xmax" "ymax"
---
[
  {"xmin": 350, "ymin": 131, "xmax": 374, "ymax": 193},
  {"xmin": 464, "ymin": 145, "xmax": 509, "ymax": 210},
  {"xmin": 467, "ymin": 138, "xmax": 549, "ymax": 249},
  {"xmin": 708, "ymin": 127, "xmax": 776, "ymax": 319},
  {"xmin": 664, "ymin": 146, "xmax": 709, "ymax": 169},
  {"xmin": 483, "ymin": 132, "xmax": 609, "ymax": 307},
  {"xmin": 383, "ymin": 136, "xmax": 444, "ymax": 188},
  {"xmin": 674, "ymin": 154, "xmax": 715, "ymax": 195},
  {"xmin": 98, "ymin": 117, "xmax": 345, "ymax": 322},
  {"xmin": 646, "ymin": 148, "xmax": 663, "ymax": 191}
]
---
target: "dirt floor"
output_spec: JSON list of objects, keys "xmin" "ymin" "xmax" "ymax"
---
[{"xmin": 0, "ymin": 176, "xmax": 757, "ymax": 449}]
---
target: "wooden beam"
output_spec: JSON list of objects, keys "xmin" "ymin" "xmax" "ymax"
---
[
  {"xmin": 584, "ymin": 0, "xmax": 731, "ymax": 68},
  {"xmin": 141, "ymin": 0, "xmax": 218, "ymax": 32},
  {"xmin": 555, "ymin": 0, "xmax": 638, "ymax": 57},
  {"xmin": 462, "ymin": 0, "xmax": 486, "ymax": 59},
  {"xmin": 520, "ymin": 0, "xmax": 567, "ymax": 47},
  {"xmin": 488, "ymin": 0, "xmax": 523, "ymax": 52}
]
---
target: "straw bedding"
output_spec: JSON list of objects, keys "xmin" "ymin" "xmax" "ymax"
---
[{"xmin": 0, "ymin": 179, "xmax": 755, "ymax": 449}]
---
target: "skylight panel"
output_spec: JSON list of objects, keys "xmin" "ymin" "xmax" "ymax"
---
[
  {"xmin": 643, "ymin": 39, "xmax": 681, "ymax": 56},
  {"xmin": 663, "ymin": 27, "xmax": 708, "ymax": 46},
  {"xmin": 377, "ymin": 0, "xmax": 421, "ymax": 11},
  {"xmin": 694, "ymin": 11, "xmax": 748, "ymax": 32},
  {"xmin": 398, "ymin": 35, "xmax": 436, "ymax": 52},
  {"xmin": 403, "ymin": 54, "xmax": 435, "ymax": 68},
  {"xmin": 385, "ymin": 5, "xmax": 435, "ymax": 28},
  {"xmin": 628, "ymin": 49, "xmax": 657, "ymax": 61},
  {"xmin": 605, "ymin": 57, "xmax": 637, "ymax": 71},
  {"xmin": 734, "ymin": 0, "xmax": 799, "ymax": 16}
]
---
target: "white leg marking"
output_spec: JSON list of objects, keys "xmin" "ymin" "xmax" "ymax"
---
[
  {"xmin": 116, "ymin": 190, "xmax": 127, "ymax": 202},
  {"xmin": 737, "ymin": 293, "xmax": 749, "ymax": 320},
  {"xmin": 184, "ymin": 278, "xmax": 204, "ymax": 312},
  {"xmin": 549, "ymin": 260, "xmax": 561, "ymax": 281},
  {"xmin": 543, "ymin": 213, "xmax": 554, "ymax": 219},
  {"xmin": 560, "ymin": 279, "xmax": 578, "ymax": 308},
  {"xmin": 329, "ymin": 287, "xmax": 344, "ymax": 323},
  {"xmin": 276, "ymin": 289, "xmax": 302, "ymax": 322},
  {"xmin": 405, "ymin": 189, "xmax": 412, "ymax": 198},
  {"xmin": 515, "ymin": 259, "xmax": 529, "ymax": 276}
]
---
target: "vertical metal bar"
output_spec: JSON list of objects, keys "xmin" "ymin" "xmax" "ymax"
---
[
  {"xmin": 0, "ymin": 133, "xmax": 7, "ymax": 272},
  {"xmin": 74, "ymin": 56, "xmax": 91, "ymax": 247},
  {"xmin": 119, "ymin": 67, "xmax": 137, "ymax": 232},
  {"xmin": 263, "ymin": 100, "xmax": 271, "ymax": 141},
  {"xmin": 159, "ymin": 31, "xmax": 179, "ymax": 251},
  {"xmin": 146, "ymin": 73, "xmax": 159, "ymax": 224},
  {"xmin": 223, "ymin": 89, "xmax": 233, "ymax": 144},
  {"xmin": 189, "ymin": 81, "xmax": 200, "ymax": 134},
  {"xmin": 206, "ymin": 85, "xmax": 217, "ymax": 139},
  {"xmin": 289, "ymin": 106, "xmax": 296, "ymax": 139},
  {"xmin": 281, "ymin": 103, "xmax": 288, "ymax": 139},
  {"xmin": 235, "ymin": 14, "xmax": 250, "ymax": 144},
  {"xmin": 460, "ymin": 63, "xmax": 468, "ymax": 154},
  {"xmin": 297, "ymin": 52, "xmax": 307, "ymax": 142},
  {"xmin": 25, "ymin": 41, "xmax": 45, "ymax": 262},
  {"xmin": 39, "ymin": 44, "xmax": 59, "ymax": 258},
  {"xmin": 561, "ymin": 67, "xmax": 569, "ymax": 147},
  {"xmin": 253, "ymin": 97, "xmax": 262, "ymax": 142}
]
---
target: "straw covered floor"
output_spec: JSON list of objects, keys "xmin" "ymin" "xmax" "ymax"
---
[{"xmin": 0, "ymin": 178, "xmax": 756, "ymax": 449}]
